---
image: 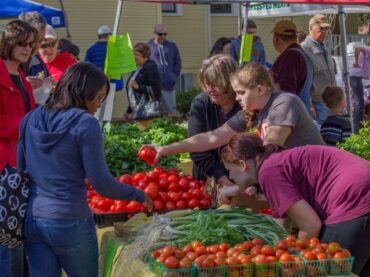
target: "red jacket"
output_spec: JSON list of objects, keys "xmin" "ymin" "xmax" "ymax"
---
[{"xmin": 0, "ymin": 59, "xmax": 35, "ymax": 170}]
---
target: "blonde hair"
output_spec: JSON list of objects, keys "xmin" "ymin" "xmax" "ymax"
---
[
  {"xmin": 231, "ymin": 62, "xmax": 276, "ymax": 130},
  {"xmin": 198, "ymin": 54, "xmax": 239, "ymax": 95}
]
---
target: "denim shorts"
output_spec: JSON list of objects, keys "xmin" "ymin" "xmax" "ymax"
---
[{"xmin": 24, "ymin": 216, "xmax": 98, "ymax": 277}]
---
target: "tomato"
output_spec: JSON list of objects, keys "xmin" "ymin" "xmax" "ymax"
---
[
  {"xmin": 168, "ymin": 174, "xmax": 179, "ymax": 183},
  {"xmin": 174, "ymin": 249, "xmax": 185, "ymax": 260},
  {"xmin": 158, "ymin": 191, "xmax": 169, "ymax": 203},
  {"xmin": 226, "ymin": 257, "xmax": 240, "ymax": 265},
  {"xmin": 266, "ymin": 256, "xmax": 277, "ymax": 263},
  {"xmin": 132, "ymin": 172, "xmax": 146, "ymax": 183},
  {"xmin": 167, "ymin": 168, "xmax": 179, "ymax": 175},
  {"xmin": 189, "ymin": 180, "xmax": 200, "ymax": 188},
  {"xmin": 115, "ymin": 202, "xmax": 128, "ymax": 212},
  {"xmin": 151, "ymin": 249, "xmax": 161, "ymax": 258},
  {"xmin": 178, "ymin": 257, "xmax": 192, "ymax": 268},
  {"xmin": 309, "ymin": 237, "xmax": 320, "ymax": 248},
  {"xmin": 207, "ymin": 245, "xmax": 220, "ymax": 254},
  {"xmin": 191, "ymin": 188, "xmax": 203, "ymax": 200},
  {"xmin": 183, "ymin": 244, "xmax": 193, "ymax": 253},
  {"xmin": 214, "ymin": 257, "xmax": 226, "ymax": 266},
  {"xmin": 191, "ymin": 241, "xmax": 202, "ymax": 250},
  {"xmin": 126, "ymin": 201, "xmax": 141, "ymax": 211},
  {"xmin": 215, "ymin": 251, "xmax": 226, "ymax": 258},
  {"xmin": 87, "ymin": 190, "xmax": 97, "ymax": 199},
  {"xmin": 194, "ymin": 246, "xmax": 207, "ymax": 256},
  {"xmin": 201, "ymin": 257, "xmax": 215, "ymax": 267},
  {"xmin": 109, "ymin": 204, "xmax": 118, "ymax": 213},
  {"xmin": 165, "ymin": 201, "xmax": 176, "ymax": 210},
  {"xmin": 279, "ymin": 253, "xmax": 294, "ymax": 262},
  {"xmin": 168, "ymin": 182, "xmax": 180, "ymax": 192},
  {"xmin": 327, "ymin": 242, "xmax": 341, "ymax": 254},
  {"xmin": 240, "ymin": 255, "xmax": 252, "ymax": 264},
  {"xmin": 333, "ymin": 252, "xmax": 346, "ymax": 259},
  {"xmin": 144, "ymin": 183, "xmax": 159, "ymax": 199},
  {"xmin": 145, "ymin": 170, "xmax": 159, "ymax": 182},
  {"xmin": 252, "ymin": 238, "xmax": 263, "ymax": 246},
  {"xmin": 185, "ymin": 252, "xmax": 197, "ymax": 261},
  {"xmin": 154, "ymin": 166, "xmax": 165, "ymax": 175},
  {"xmin": 303, "ymin": 251, "xmax": 317, "ymax": 260},
  {"xmin": 316, "ymin": 252, "xmax": 328, "ymax": 260},
  {"xmin": 296, "ymin": 238, "xmax": 308, "ymax": 249},
  {"xmin": 219, "ymin": 243, "xmax": 229, "ymax": 252},
  {"xmin": 178, "ymin": 177, "xmax": 190, "ymax": 191},
  {"xmin": 181, "ymin": 192, "xmax": 192, "ymax": 201},
  {"xmin": 276, "ymin": 240, "xmax": 289, "ymax": 251},
  {"xmin": 158, "ymin": 178, "xmax": 169, "ymax": 190},
  {"xmin": 176, "ymin": 200, "xmax": 187, "ymax": 209},
  {"xmin": 118, "ymin": 174, "xmax": 132, "ymax": 184},
  {"xmin": 136, "ymin": 180, "xmax": 147, "ymax": 190},
  {"xmin": 261, "ymin": 245, "xmax": 275, "ymax": 256},
  {"xmin": 164, "ymin": 256, "xmax": 179, "ymax": 269},
  {"xmin": 188, "ymin": 198, "xmax": 200, "ymax": 209},
  {"xmin": 137, "ymin": 146, "xmax": 157, "ymax": 166},
  {"xmin": 153, "ymin": 200, "xmax": 164, "ymax": 210},
  {"xmin": 96, "ymin": 199, "xmax": 112, "ymax": 212},
  {"xmin": 168, "ymin": 192, "xmax": 180, "ymax": 202},
  {"xmin": 250, "ymin": 245, "xmax": 262, "ymax": 256},
  {"xmin": 199, "ymin": 199, "xmax": 211, "ymax": 207}
]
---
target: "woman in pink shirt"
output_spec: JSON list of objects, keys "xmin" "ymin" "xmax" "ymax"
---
[
  {"xmin": 38, "ymin": 25, "xmax": 76, "ymax": 82},
  {"xmin": 221, "ymin": 132, "xmax": 370, "ymax": 276}
]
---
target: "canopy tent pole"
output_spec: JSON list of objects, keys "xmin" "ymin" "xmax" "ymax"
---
[
  {"xmin": 241, "ymin": 2, "xmax": 249, "ymax": 37},
  {"xmin": 113, "ymin": 0, "xmax": 124, "ymax": 36},
  {"xmin": 337, "ymin": 5, "xmax": 354, "ymax": 131},
  {"xmin": 58, "ymin": 0, "xmax": 71, "ymax": 40}
]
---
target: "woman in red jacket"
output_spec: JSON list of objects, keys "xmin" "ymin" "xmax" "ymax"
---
[{"xmin": 0, "ymin": 19, "xmax": 37, "ymax": 277}]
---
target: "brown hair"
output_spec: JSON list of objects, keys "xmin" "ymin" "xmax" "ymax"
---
[
  {"xmin": 18, "ymin": 11, "xmax": 47, "ymax": 32},
  {"xmin": 221, "ymin": 133, "xmax": 284, "ymax": 175},
  {"xmin": 0, "ymin": 20, "xmax": 38, "ymax": 59},
  {"xmin": 133, "ymin": 42, "xmax": 151, "ymax": 59},
  {"xmin": 322, "ymin": 86, "xmax": 345, "ymax": 109},
  {"xmin": 231, "ymin": 62, "xmax": 276, "ymax": 130},
  {"xmin": 199, "ymin": 54, "xmax": 239, "ymax": 95},
  {"xmin": 276, "ymin": 32, "xmax": 297, "ymax": 43}
]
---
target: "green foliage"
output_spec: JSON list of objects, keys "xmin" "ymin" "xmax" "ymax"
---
[
  {"xmin": 103, "ymin": 119, "xmax": 188, "ymax": 176},
  {"xmin": 176, "ymin": 88, "xmax": 201, "ymax": 116},
  {"xmin": 337, "ymin": 121, "xmax": 370, "ymax": 161}
]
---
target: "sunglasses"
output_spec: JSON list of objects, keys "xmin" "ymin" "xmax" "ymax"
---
[
  {"xmin": 40, "ymin": 41, "xmax": 57, "ymax": 49},
  {"xmin": 17, "ymin": 41, "xmax": 35, "ymax": 49},
  {"xmin": 156, "ymin": 32, "xmax": 167, "ymax": 36}
]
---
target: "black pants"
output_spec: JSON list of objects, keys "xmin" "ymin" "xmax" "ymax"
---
[{"xmin": 319, "ymin": 212, "xmax": 370, "ymax": 277}]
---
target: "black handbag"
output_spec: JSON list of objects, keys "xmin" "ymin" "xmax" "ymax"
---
[
  {"xmin": 130, "ymin": 87, "xmax": 161, "ymax": 121},
  {"xmin": 0, "ymin": 113, "xmax": 31, "ymax": 248}
]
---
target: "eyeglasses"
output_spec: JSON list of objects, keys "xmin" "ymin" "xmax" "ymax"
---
[
  {"xmin": 16, "ymin": 41, "xmax": 35, "ymax": 49},
  {"xmin": 156, "ymin": 32, "xmax": 167, "ymax": 36},
  {"xmin": 40, "ymin": 41, "xmax": 57, "ymax": 49}
]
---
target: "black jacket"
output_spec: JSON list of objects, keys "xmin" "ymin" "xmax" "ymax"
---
[
  {"xmin": 188, "ymin": 92, "xmax": 242, "ymax": 181},
  {"xmin": 126, "ymin": 59, "xmax": 161, "ymax": 113}
]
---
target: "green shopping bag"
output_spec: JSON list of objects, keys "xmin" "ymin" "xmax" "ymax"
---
[
  {"xmin": 104, "ymin": 33, "xmax": 136, "ymax": 79},
  {"xmin": 239, "ymin": 33, "xmax": 254, "ymax": 64}
]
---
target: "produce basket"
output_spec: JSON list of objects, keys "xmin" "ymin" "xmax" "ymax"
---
[
  {"xmin": 279, "ymin": 261, "xmax": 305, "ymax": 277},
  {"xmin": 227, "ymin": 264, "xmax": 253, "ymax": 277},
  {"xmin": 304, "ymin": 260, "xmax": 329, "ymax": 277},
  {"xmin": 149, "ymin": 258, "xmax": 196, "ymax": 277},
  {"xmin": 329, "ymin": 257, "xmax": 354, "ymax": 276},
  {"xmin": 254, "ymin": 262, "xmax": 279, "ymax": 277},
  {"xmin": 196, "ymin": 266, "xmax": 227, "ymax": 277}
]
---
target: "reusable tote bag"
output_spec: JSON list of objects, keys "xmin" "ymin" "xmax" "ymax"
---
[
  {"xmin": 0, "ymin": 113, "xmax": 31, "ymax": 248},
  {"xmin": 104, "ymin": 33, "xmax": 136, "ymax": 80}
]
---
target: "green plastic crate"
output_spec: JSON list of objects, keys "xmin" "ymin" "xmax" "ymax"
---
[
  {"xmin": 255, "ymin": 262, "xmax": 279, "ymax": 277},
  {"xmin": 279, "ymin": 261, "xmax": 306, "ymax": 277},
  {"xmin": 227, "ymin": 263, "xmax": 253, "ymax": 277},
  {"xmin": 329, "ymin": 257, "xmax": 354, "ymax": 276},
  {"xmin": 304, "ymin": 259, "xmax": 329, "ymax": 277},
  {"xmin": 196, "ymin": 265, "xmax": 227, "ymax": 277}
]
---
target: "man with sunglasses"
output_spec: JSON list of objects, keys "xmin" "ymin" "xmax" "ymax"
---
[
  {"xmin": 148, "ymin": 23, "xmax": 182, "ymax": 115},
  {"xmin": 18, "ymin": 11, "xmax": 50, "ymax": 91},
  {"xmin": 301, "ymin": 14, "xmax": 337, "ymax": 126}
]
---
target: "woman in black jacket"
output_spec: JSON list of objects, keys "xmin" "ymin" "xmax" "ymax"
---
[{"xmin": 125, "ymin": 42, "xmax": 161, "ymax": 120}]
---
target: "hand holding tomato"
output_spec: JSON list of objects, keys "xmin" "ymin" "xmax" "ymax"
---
[
  {"xmin": 138, "ymin": 144, "xmax": 171, "ymax": 164},
  {"xmin": 137, "ymin": 146, "xmax": 157, "ymax": 165}
]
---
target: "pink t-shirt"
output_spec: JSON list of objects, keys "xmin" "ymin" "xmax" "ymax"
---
[
  {"xmin": 258, "ymin": 145, "xmax": 370, "ymax": 224},
  {"xmin": 43, "ymin": 51, "xmax": 76, "ymax": 82}
]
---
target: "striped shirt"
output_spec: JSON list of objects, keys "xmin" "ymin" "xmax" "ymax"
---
[{"xmin": 320, "ymin": 115, "xmax": 352, "ymax": 146}]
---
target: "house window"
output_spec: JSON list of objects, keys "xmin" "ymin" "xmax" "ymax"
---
[
  {"xmin": 162, "ymin": 3, "xmax": 177, "ymax": 14},
  {"xmin": 210, "ymin": 4, "xmax": 232, "ymax": 14}
]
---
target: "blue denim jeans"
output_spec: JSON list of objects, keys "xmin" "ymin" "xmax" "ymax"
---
[
  {"xmin": 350, "ymin": 76, "xmax": 364, "ymax": 133},
  {"xmin": 312, "ymin": 100, "xmax": 330, "ymax": 126},
  {"xmin": 24, "ymin": 216, "xmax": 98, "ymax": 277},
  {"xmin": 0, "ymin": 244, "xmax": 24, "ymax": 277}
]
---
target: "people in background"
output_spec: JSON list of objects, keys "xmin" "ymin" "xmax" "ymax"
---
[
  {"xmin": 18, "ymin": 11, "xmax": 49, "ymax": 90},
  {"xmin": 18, "ymin": 63, "xmax": 152, "ymax": 277},
  {"xmin": 85, "ymin": 25, "xmax": 123, "ymax": 91},
  {"xmin": 270, "ymin": 20, "xmax": 313, "ymax": 115},
  {"xmin": 188, "ymin": 54, "xmax": 241, "ymax": 185},
  {"xmin": 320, "ymin": 86, "xmax": 352, "ymax": 146},
  {"xmin": 38, "ymin": 25, "xmax": 76, "ymax": 82},
  {"xmin": 148, "ymin": 23, "xmax": 182, "ymax": 115},
  {"xmin": 58, "ymin": 38, "xmax": 80, "ymax": 61},
  {"xmin": 301, "ymin": 14, "xmax": 337, "ymax": 125},
  {"xmin": 124, "ymin": 42, "xmax": 161, "ymax": 120},
  {"xmin": 297, "ymin": 31, "xmax": 307, "ymax": 44},
  {"xmin": 349, "ymin": 45, "xmax": 370, "ymax": 133},
  {"xmin": 0, "ymin": 19, "xmax": 37, "ymax": 277},
  {"xmin": 221, "ymin": 133, "xmax": 370, "ymax": 277},
  {"xmin": 230, "ymin": 19, "xmax": 266, "ymax": 65},
  {"xmin": 209, "ymin": 37, "xmax": 232, "ymax": 57}
]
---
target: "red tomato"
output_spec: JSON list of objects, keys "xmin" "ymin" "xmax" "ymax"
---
[
  {"xmin": 168, "ymin": 192, "xmax": 180, "ymax": 202},
  {"xmin": 118, "ymin": 174, "xmax": 132, "ymax": 184},
  {"xmin": 261, "ymin": 245, "xmax": 275, "ymax": 256},
  {"xmin": 87, "ymin": 190, "xmax": 97, "ymax": 199},
  {"xmin": 158, "ymin": 191, "xmax": 169, "ymax": 203},
  {"xmin": 188, "ymin": 198, "xmax": 200, "ymax": 209},
  {"xmin": 144, "ymin": 183, "xmax": 159, "ymax": 199},
  {"xmin": 153, "ymin": 166, "xmax": 165, "ymax": 175},
  {"xmin": 136, "ymin": 180, "xmax": 147, "ymax": 190},
  {"xmin": 167, "ymin": 168, "xmax": 179, "ymax": 175},
  {"xmin": 276, "ymin": 240, "xmax": 289, "ymax": 251},
  {"xmin": 165, "ymin": 201, "xmax": 176, "ymax": 210},
  {"xmin": 115, "ymin": 202, "xmax": 128, "ymax": 212},
  {"xmin": 176, "ymin": 200, "xmax": 187, "ymax": 209},
  {"xmin": 168, "ymin": 182, "xmax": 180, "ymax": 192},
  {"xmin": 168, "ymin": 174, "xmax": 179, "ymax": 183},
  {"xmin": 164, "ymin": 256, "xmax": 179, "ymax": 269},
  {"xmin": 191, "ymin": 188, "xmax": 203, "ymax": 200},
  {"xmin": 145, "ymin": 170, "xmax": 159, "ymax": 182},
  {"xmin": 132, "ymin": 172, "xmax": 146, "ymax": 183},
  {"xmin": 137, "ymin": 146, "xmax": 157, "ymax": 166},
  {"xmin": 153, "ymin": 200, "xmax": 164, "ymax": 210},
  {"xmin": 127, "ymin": 201, "xmax": 141, "ymax": 211},
  {"xmin": 254, "ymin": 254, "xmax": 267, "ymax": 264},
  {"xmin": 200, "ymin": 199, "xmax": 211, "ymax": 207},
  {"xmin": 181, "ymin": 192, "xmax": 192, "ymax": 201},
  {"xmin": 189, "ymin": 180, "xmax": 200, "ymax": 188},
  {"xmin": 96, "ymin": 199, "xmax": 111, "ymax": 212},
  {"xmin": 158, "ymin": 178, "xmax": 169, "ymax": 190},
  {"xmin": 178, "ymin": 177, "xmax": 190, "ymax": 191}
]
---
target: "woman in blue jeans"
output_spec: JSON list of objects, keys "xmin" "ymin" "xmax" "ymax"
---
[{"xmin": 17, "ymin": 63, "xmax": 152, "ymax": 277}]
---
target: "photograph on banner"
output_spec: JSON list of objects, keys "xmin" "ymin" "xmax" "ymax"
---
[
  {"xmin": 104, "ymin": 33, "xmax": 136, "ymax": 78},
  {"xmin": 239, "ymin": 34, "xmax": 253, "ymax": 64}
]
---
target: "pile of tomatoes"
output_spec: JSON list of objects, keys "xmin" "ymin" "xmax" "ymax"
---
[
  {"xmin": 149, "ymin": 236, "xmax": 353, "ymax": 277},
  {"xmin": 87, "ymin": 167, "xmax": 211, "ymax": 213}
]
